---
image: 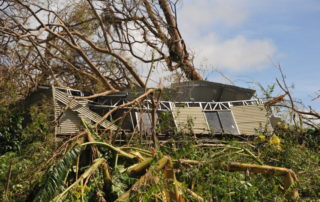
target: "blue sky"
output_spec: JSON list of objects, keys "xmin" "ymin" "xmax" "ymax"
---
[{"xmin": 177, "ymin": 0, "xmax": 320, "ymax": 109}]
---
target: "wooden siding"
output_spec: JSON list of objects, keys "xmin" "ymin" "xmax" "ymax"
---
[
  {"xmin": 56, "ymin": 109, "xmax": 81, "ymax": 134},
  {"xmin": 231, "ymin": 104, "xmax": 272, "ymax": 135},
  {"xmin": 53, "ymin": 88, "xmax": 117, "ymax": 135},
  {"xmin": 172, "ymin": 107, "xmax": 210, "ymax": 134}
]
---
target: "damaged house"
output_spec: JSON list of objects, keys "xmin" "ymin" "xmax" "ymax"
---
[{"xmin": 37, "ymin": 81, "xmax": 273, "ymax": 137}]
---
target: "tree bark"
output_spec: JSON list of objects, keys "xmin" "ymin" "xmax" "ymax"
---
[{"xmin": 158, "ymin": 0, "xmax": 202, "ymax": 80}]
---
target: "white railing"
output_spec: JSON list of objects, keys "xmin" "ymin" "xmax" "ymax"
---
[{"xmin": 90, "ymin": 99, "xmax": 264, "ymax": 112}]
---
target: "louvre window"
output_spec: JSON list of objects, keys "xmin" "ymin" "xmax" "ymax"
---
[
  {"xmin": 204, "ymin": 112, "xmax": 222, "ymax": 133},
  {"xmin": 205, "ymin": 111, "xmax": 239, "ymax": 134}
]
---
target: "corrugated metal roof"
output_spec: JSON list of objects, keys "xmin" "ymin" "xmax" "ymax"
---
[
  {"xmin": 170, "ymin": 81, "xmax": 255, "ymax": 102},
  {"xmin": 91, "ymin": 81, "xmax": 255, "ymax": 103}
]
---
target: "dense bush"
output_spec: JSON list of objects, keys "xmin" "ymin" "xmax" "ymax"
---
[
  {"xmin": 0, "ymin": 103, "xmax": 319, "ymax": 201},
  {"xmin": 0, "ymin": 108, "xmax": 24, "ymax": 154}
]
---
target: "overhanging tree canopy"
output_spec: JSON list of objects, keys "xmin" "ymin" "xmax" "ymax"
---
[{"xmin": 0, "ymin": 0, "xmax": 202, "ymax": 97}]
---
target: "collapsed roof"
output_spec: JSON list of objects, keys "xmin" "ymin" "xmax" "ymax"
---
[
  {"xmin": 92, "ymin": 81, "xmax": 256, "ymax": 104},
  {"xmin": 169, "ymin": 81, "xmax": 256, "ymax": 102}
]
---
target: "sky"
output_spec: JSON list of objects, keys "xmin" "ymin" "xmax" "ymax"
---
[{"xmin": 176, "ymin": 0, "xmax": 320, "ymax": 109}]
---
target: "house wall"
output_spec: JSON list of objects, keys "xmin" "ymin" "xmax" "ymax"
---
[
  {"xmin": 172, "ymin": 107, "xmax": 210, "ymax": 134},
  {"xmin": 53, "ymin": 87, "xmax": 117, "ymax": 135},
  {"xmin": 55, "ymin": 107, "xmax": 81, "ymax": 134},
  {"xmin": 53, "ymin": 88, "xmax": 82, "ymax": 135},
  {"xmin": 231, "ymin": 104, "xmax": 272, "ymax": 135}
]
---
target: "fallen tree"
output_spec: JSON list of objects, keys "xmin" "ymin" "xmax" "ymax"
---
[{"xmin": 25, "ymin": 121, "xmax": 299, "ymax": 201}]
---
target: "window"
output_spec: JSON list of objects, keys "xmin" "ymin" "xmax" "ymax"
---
[
  {"xmin": 205, "ymin": 111, "xmax": 239, "ymax": 134},
  {"xmin": 205, "ymin": 112, "xmax": 222, "ymax": 133},
  {"xmin": 218, "ymin": 111, "xmax": 239, "ymax": 134},
  {"xmin": 57, "ymin": 88, "xmax": 67, "ymax": 93},
  {"xmin": 71, "ymin": 90, "xmax": 82, "ymax": 96}
]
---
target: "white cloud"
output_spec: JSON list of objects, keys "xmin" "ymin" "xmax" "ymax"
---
[
  {"xmin": 130, "ymin": 0, "xmax": 279, "ymax": 86},
  {"xmin": 178, "ymin": 0, "xmax": 277, "ymax": 72},
  {"xmin": 179, "ymin": 0, "xmax": 249, "ymax": 34},
  {"xmin": 192, "ymin": 34, "xmax": 276, "ymax": 71}
]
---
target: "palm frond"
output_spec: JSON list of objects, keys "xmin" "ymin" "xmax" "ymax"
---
[
  {"xmin": 52, "ymin": 158, "xmax": 106, "ymax": 202},
  {"xmin": 33, "ymin": 145, "xmax": 83, "ymax": 202}
]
